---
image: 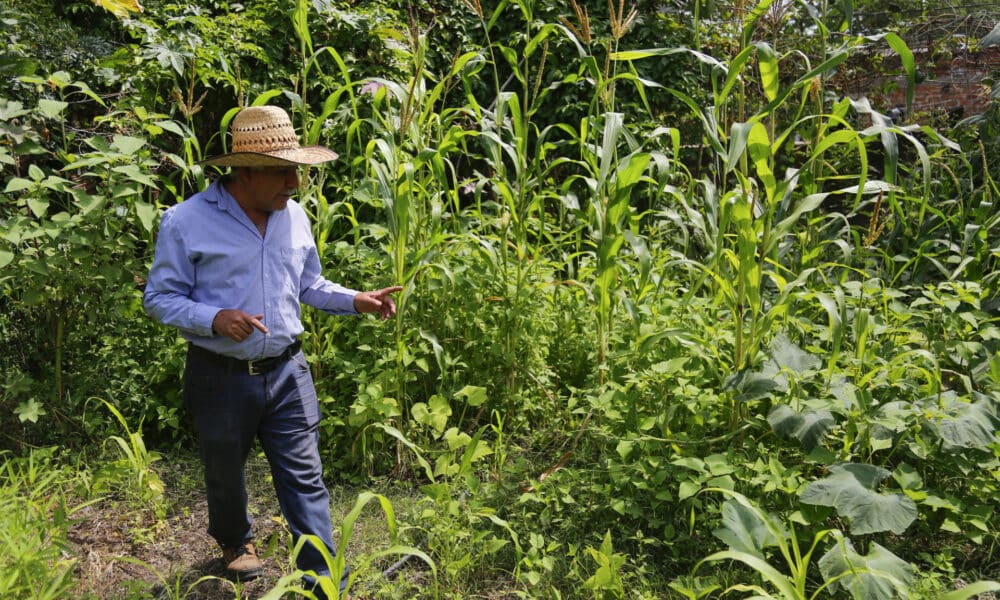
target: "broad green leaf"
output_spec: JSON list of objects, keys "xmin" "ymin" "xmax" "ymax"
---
[
  {"xmin": 16, "ymin": 398, "xmax": 47, "ymax": 423},
  {"xmin": 37, "ymin": 99, "xmax": 68, "ymax": 119},
  {"xmin": 616, "ymin": 440, "xmax": 633, "ymax": 461},
  {"xmin": 678, "ymin": 481, "xmax": 701, "ymax": 501},
  {"xmin": 983, "ymin": 22, "xmax": 1000, "ymax": 47},
  {"xmin": 153, "ymin": 119, "xmax": 187, "ymax": 137},
  {"xmin": 0, "ymin": 99, "xmax": 28, "ymax": 120},
  {"xmin": 427, "ymin": 394, "xmax": 452, "ymax": 433},
  {"xmin": 27, "ymin": 197, "xmax": 48, "ymax": 218},
  {"xmin": 765, "ymin": 333, "xmax": 821, "ymax": 376},
  {"xmin": 818, "ymin": 539, "xmax": 913, "ymax": 600},
  {"xmin": 0, "ymin": 249, "xmax": 12, "ymax": 269},
  {"xmin": 112, "ymin": 164, "xmax": 158, "ymax": 187},
  {"xmin": 712, "ymin": 498, "xmax": 781, "ymax": 557},
  {"xmin": 755, "ymin": 42, "xmax": 779, "ymax": 102},
  {"xmin": 726, "ymin": 121, "xmax": 754, "ymax": 175},
  {"xmin": 767, "ymin": 404, "xmax": 834, "ymax": 452},
  {"xmin": 135, "ymin": 201, "xmax": 157, "ymax": 232},
  {"xmin": 724, "ymin": 368, "xmax": 782, "ymax": 402},
  {"xmin": 672, "ymin": 457, "xmax": 706, "ymax": 472},
  {"xmin": 92, "ymin": 0, "xmax": 144, "ymax": 18},
  {"xmin": 454, "ymin": 385, "xmax": 487, "ymax": 407},
  {"xmin": 112, "ymin": 135, "xmax": 146, "ymax": 155},
  {"xmin": 4, "ymin": 178, "xmax": 34, "ymax": 193},
  {"xmin": 883, "ymin": 33, "xmax": 915, "ymax": 113},
  {"xmin": 800, "ymin": 464, "xmax": 917, "ymax": 535},
  {"xmin": 920, "ymin": 391, "xmax": 998, "ymax": 450}
]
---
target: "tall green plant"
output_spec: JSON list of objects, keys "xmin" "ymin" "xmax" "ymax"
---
[
  {"xmin": 684, "ymin": 489, "xmax": 914, "ymax": 600},
  {"xmin": 1, "ymin": 90, "xmax": 157, "ymax": 428}
]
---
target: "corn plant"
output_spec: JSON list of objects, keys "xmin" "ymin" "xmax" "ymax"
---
[{"xmin": 261, "ymin": 491, "xmax": 436, "ymax": 600}]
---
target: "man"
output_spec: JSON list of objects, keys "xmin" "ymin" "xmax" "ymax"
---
[{"xmin": 143, "ymin": 105, "xmax": 400, "ymax": 597}]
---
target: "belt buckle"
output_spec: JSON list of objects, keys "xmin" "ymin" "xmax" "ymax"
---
[{"xmin": 248, "ymin": 360, "xmax": 263, "ymax": 376}]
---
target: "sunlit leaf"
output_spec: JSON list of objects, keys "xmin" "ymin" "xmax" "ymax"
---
[
  {"xmin": 37, "ymin": 99, "xmax": 68, "ymax": 119},
  {"xmin": 91, "ymin": 0, "xmax": 143, "ymax": 18},
  {"xmin": 755, "ymin": 42, "xmax": 778, "ymax": 102},
  {"xmin": 4, "ymin": 178, "xmax": 33, "ymax": 193},
  {"xmin": 818, "ymin": 539, "xmax": 913, "ymax": 600},
  {"xmin": 940, "ymin": 581, "xmax": 1000, "ymax": 600},
  {"xmin": 801, "ymin": 463, "xmax": 917, "ymax": 535},
  {"xmin": 27, "ymin": 197, "xmax": 49, "ymax": 218},
  {"xmin": 135, "ymin": 201, "xmax": 157, "ymax": 232},
  {"xmin": 16, "ymin": 398, "xmax": 47, "ymax": 423},
  {"xmin": 111, "ymin": 135, "xmax": 146, "ymax": 155},
  {"xmin": 455, "ymin": 385, "xmax": 487, "ymax": 407}
]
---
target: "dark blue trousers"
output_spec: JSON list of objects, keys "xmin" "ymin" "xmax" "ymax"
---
[{"xmin": 183, "ymin": 345, "xmax": 348, "ymax": 595}]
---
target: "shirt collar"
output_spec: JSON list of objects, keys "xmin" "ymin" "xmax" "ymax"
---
[{"xmin": 205, "ymin": 178, "xmax": 236, "ymax": 211}]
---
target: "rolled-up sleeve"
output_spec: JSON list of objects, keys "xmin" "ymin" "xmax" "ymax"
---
[{"xmin": 298, "ymin": 243, "xmax": 358, "ymax": 315}]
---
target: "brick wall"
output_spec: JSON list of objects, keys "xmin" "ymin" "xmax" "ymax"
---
[{"xmin": 882, "ymin": 47, "xmax": 998, "ymax": 119}]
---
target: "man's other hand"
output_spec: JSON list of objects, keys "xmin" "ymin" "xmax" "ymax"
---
[{"xmin": 353, "ymin": 286, "xmax": 404, "ymax": 320}]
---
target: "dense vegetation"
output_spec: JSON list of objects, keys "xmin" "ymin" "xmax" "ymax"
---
[{"xmin": 2, "ymin": 0, "xmax": 999, "ymax": 598}]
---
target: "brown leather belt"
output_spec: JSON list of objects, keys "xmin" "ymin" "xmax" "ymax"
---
[{"xmin": 187, "ymin": 340, "xmax": 302, "ymax": 375}]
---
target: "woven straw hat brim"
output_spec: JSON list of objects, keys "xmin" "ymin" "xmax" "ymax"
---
[{"xmin": 200, "ymin": 146, "xmax": 339, "ymax": 167}]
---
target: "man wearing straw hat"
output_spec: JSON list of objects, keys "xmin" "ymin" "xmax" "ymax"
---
[{"xmin": 144, "ymin": 105, "xmax": 400, "ymax": 597}]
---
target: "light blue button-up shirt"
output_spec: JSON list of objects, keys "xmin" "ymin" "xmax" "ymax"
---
[{"xmin": 143, "ymin": 179, "xmax": 358, "ymax": 360}]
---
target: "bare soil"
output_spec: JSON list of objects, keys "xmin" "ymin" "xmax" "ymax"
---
[{"xmin": 66, "ymin": 454, "xmax": 380, "ymax": 600}]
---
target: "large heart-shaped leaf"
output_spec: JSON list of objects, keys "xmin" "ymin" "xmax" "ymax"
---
[
  {"xmin": 982, "ymin": 22, "xmax": 1000, "ymax": 48},
  {"xmin": 818, "ymin": 538, "xmax": 913, "ymax": 600},
  {"xmin": 800, "ymin": 463, "xmax": 917, "ymax": 535},
  {"xmin": 920, "ymin": 391, "xmax": 998, "ymax": 450},
  {"xmin": 763, "ymin": 333, "xmax": 822, "ymax": 377},
  {"xmin": 767, "ymin": 404, "xmax": 835, "ymax": 452},
  {"xmin": 712, "ymin": 497, "xmax": 782, "ymax": 557},
  {"xmin": 724, "ymin": 368, "xmax": 782, "ymax": 402}
]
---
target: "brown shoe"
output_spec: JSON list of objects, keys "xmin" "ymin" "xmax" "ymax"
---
[{"xmin": 222, "ymin": 543, "xmax": 263, "ymax": 581}]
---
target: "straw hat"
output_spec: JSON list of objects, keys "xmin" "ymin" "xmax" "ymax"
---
[{"xmin": 200, "ymin": 106, "xmax": 338, "ymax": 167}]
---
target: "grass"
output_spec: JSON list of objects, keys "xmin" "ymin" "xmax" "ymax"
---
[{"xmin": 6, "ymin": 445, "xmax": 432, "ymax": 600}]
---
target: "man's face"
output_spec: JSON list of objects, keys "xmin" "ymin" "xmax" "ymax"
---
[{"xmin": 243, "ymin": 166, "xmax": 300, "ymax": 213}]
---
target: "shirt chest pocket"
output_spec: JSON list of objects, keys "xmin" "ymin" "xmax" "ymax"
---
[{"xmin": 277, "ymin": 247, "xmax": 311, "ymax": 292}]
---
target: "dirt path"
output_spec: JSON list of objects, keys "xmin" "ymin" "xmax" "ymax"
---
[{"xmin": 67, "ymin": 454, "xmax": 372, "ymax": 599}]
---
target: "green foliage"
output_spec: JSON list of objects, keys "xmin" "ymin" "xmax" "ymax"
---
[
  {"xmin": 688, "ymin": 489, "xmax": 914, "ymax": 600},
  {"xmin": 0, "ymin": 448, "xmax": 82, "ymax": 600},
  {"xmin": 90, "ymin": 397, "xmax": 166, "ymax": 517},
  {"xmin": 261, "ymin": 491, "xmax": 437, "ymax": 600},
  {"xmin": 1, "ymin": 0, "xmax": 1000, "ymax": 597}
]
